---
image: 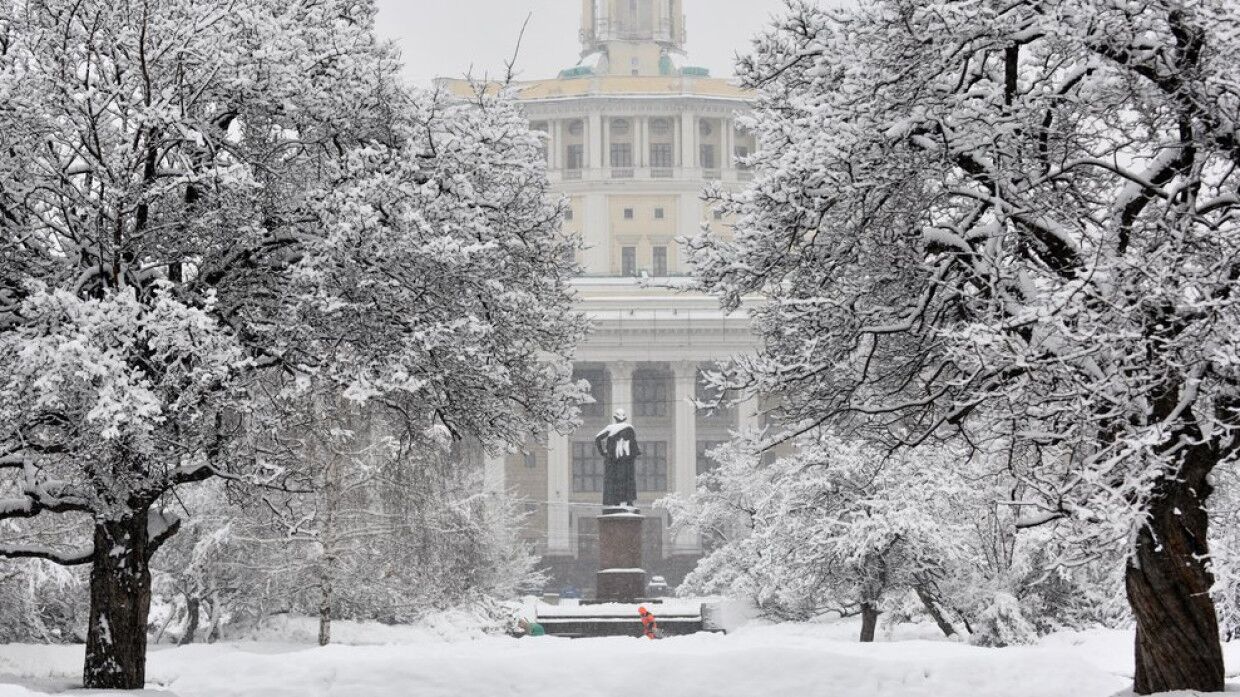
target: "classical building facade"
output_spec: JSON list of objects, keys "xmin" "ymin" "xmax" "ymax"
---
[{"xmin": 441, "ymin": 0, "xmax": 759, "ymax": 591}]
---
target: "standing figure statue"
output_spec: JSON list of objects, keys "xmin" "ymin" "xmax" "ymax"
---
[{"xmin": 595, "ymin": 409, "xmax": 641, "ymax": 508}]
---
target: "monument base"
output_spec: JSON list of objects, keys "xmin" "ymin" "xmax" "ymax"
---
[
  {"xmin": 596, "ymin": 512, "xmax": 645, "ymax": 602},
  {"xmin": 596, "ymin": 569, "xmax": 646, "ymax": 602}
]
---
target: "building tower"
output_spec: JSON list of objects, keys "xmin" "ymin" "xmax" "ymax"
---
[
  {"xmin": 580, "ymin": 0, "xmax": 687, "ymax": 76},
  {"xmin": 440, "ymin": 0, "xmax": 760, "ymax": 594}
]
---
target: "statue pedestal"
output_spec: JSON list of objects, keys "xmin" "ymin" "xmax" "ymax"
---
[{"xmin": 596, "ymin": 511, "xmax": 644, "ymax": 602}]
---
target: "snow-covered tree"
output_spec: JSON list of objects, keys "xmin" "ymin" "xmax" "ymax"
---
[
  {"xmin": 689, "ymin": 1, "xmax": 1240, "ymax": 692},
  {"xmin": 667, "ymin": 435, "xmax": 970, "ymax": 642},
  {"xmin": 0, "ymin": 0, "xmax": 583, "ymax": 688},
  {"xmin": 237, "ymin": 378, "xmax": 543, "ymax": 646}
]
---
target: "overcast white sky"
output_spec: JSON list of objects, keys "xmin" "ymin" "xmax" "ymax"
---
[{"xmin": 374, "ymin": 0, "xmax": 846, "ymax": 87}]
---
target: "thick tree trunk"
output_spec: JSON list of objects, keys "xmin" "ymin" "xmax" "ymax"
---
[
  {"xmin": 1125, "ymin": 444, "xmax": 1225, "ymax": 695},
  {"xmin": 915, "ymin": 585, "xmax": 957, "ymax": 638},
  {"xmin": 83, "ymin": 515, "xmax": 153, "ymax": 690},
  {"xmin": 859, "ymin": 603, "xmax": 880, "ymax": 643},
  {"xmin": 179, "ymin": 596, "xmax": 200, "ymax": 646}
]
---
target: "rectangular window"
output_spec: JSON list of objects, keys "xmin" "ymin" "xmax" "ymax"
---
[
  {"xmin": 634, "ymin": 373, "xmax": 669, "ymax": 418},
  {"xmin": 577, "ymin": 514, "xmax": 599, "ymax": 560},
  {"xmin": 566, "ymin": 144, "xmax": 585, "ymax": 170},
  {"xmin": 650, "ymin": 143, "xmax": 674, "ymax": 168},
  {"xmin": 610, "ymin": 143, "xmax": 633, "ymax": 168},
  {"xmin": 565, "ymin": 207, "xmax": 574, "ymax": 221},
  {"xmin": 572, "ymin": 442, "xmax": 604, "ymax": 493},
  {"xmin": 697, "ymin": 440, "xmax": 727, "ymax": 476},
  {"xmin": 700, "ymin": 144, "xmax": 717, "ymax": 170},
  {"xmin": 652, "ymin": 246, "xmax": 668, "ymax": 277},
  {"xmin": 621, "ymin": 247, "xmax": 638, "ymax": 277},
  {"xmin": 524, "ymin": 450, "xmax": 538, "ymax": 469},
  {"xmin": 654, "ymin": 207, "xmax": 665, "ymax": 220},
  {"xmin": 638, "ymin": 442, "xmax": 668, "ymax": 491},
  {"xmin": 624, "ymin": 208, "xmax": 634, "ymax": 220},
  {"xmin": 642, "ymin": 512, "xmax": 664, "ymax": 560}
]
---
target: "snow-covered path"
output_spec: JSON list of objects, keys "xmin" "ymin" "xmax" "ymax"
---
[{"xmin": 1, "ymin": 621, "xmax": 1237, "ymax": 697}]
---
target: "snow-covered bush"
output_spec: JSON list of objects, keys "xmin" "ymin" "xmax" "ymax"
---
[
  {"xmin": 970, "ymin": 593, "xmax": 1037, "ymax": 648},
  {"xmin": 667, "ymin": 434, "xmax": 971, "ymax": 640},
  {"xmin": 0, "ymin": 560, "xmax": 87, "ymax": 644}
]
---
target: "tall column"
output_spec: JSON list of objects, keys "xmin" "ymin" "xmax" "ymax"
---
[
  {"xmin": 588, "ymin": 112, "xmax": 603, "ymax": 172},
  {"xmin": 546, "ymin": 431, "xmax": 571, "ymax": 555},
  {"xmin": 670, "ymin": 361, "xmax": 702, "ymax": 555},
  {"xmin": 638, "ymin": 117, "xmax": 649, "ymax": 168},
  {"xmin": 680, "ymin": 112, "xmax": 696, "ymax": 170},
  {"xmin": 610, "ymin": 362, "xmax": 635, "ymax": 418},
  {"xmin": 602, "ymin": 115, "xmax": 611, "ymax": 169},
  {"xmin": 584, "ymin": 192, "xmax": 609, "ymax": 274},
  {"xmin": 673, "ymin": 362, "xmax": 698, "ymax": 498},
  {"xmin": 722, "ymin": 118, "xmax": 734, "ymax": 173},
  {"xmin": 738, "ymin": 392, "xmax": 761, "ymax": 434},
  {"xmin": 551, "ymin": 120, "xmax": 562, "ymax": 170},
  {"xmin": 484, "ymin": 451, "xmax": 506, "ymax": 493}
]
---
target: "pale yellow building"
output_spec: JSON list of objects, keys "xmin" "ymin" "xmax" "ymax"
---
[{"xmin": 441, "ymin": 0, "xmax": 761, "ymax": 592}]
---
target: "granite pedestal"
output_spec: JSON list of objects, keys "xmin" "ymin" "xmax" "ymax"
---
[{"xmin": 595, "ymin": 510, "xmax": 644, "ymax": 602}]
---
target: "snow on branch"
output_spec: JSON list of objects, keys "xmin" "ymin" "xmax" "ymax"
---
[{"xmin": 0, "ymin": 543, "xmax": 93, "ymax": 566}]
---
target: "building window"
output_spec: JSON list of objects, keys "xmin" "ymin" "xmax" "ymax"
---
[
  {"xmin": 697, "ymin": 440, "xmax": 727, "ymax": 476},
  {"xmin": 642, "ymin": 512, "xmax": 664, "ymax": 560},
  {"xmin": 650, "ymin": 143, "xmax": 674, "ymax": 168},
  {"xmin": 610, "ymin": 143, "xmax": 633, "ymax": 168},
  {"xmin": 568, "ymin": 119, "xmax": 584, "ymax": 136},
  {"xmin": 650, "ymin": 118, "xmax": 672, "ymax": 136},
  {"xmin": 638, "ymin": 442, "xmax": 668, "ymax": 491},
  {"xmin": 621, "ymin": 246, "xmax": 638, "ymax": 277},
  {"xmin": 572, "ymin": 442, "xmax": 604, "ymax": 493},
  {"xmin": 634, "ymin": 371, "xmax": 669, "ymax": 418},
  {"xmin": 577, "ymin": 514, "xmax": 598, "ymax": 560},
  {"xmin": 611, "ymin": 118, "xmax": 631, "ymax": 137},
  {"xmin": 567, "ymin": 144, "xmax": 585, "ymax": 170},
  {"xmin": 700, "ymin": 144, "xmax": 717, "ymax": 170},
  {"xmin": 713, "ymin": 210, "xmax": 724, "ymax": 221},
  {"xmin": 524, "ymin": 450, "xmax": 538, "ymax": 469},
  {"xmin": 564, "ymin": 207, "xmax": 574, "ymax": 221},
  {"xmin": 624, "ymin": 208, "xmax": 634, "ymax": 220},
  {"xmin": 652, "ymin": 246, "xmax": 668, "ymax": 277},
  {"xmin": 654, "ymin": 207, "xmax": 665, "ymax": 220}
]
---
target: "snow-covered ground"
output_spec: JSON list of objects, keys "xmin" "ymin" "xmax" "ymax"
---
[{"xmin": 2, "ymin": 612, "xmax": 1239, "ymax": 697}]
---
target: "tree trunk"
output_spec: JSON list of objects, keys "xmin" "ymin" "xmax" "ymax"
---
[
  {"xmin": 83, "ymin": 515, "xmax": 153, "ymax": 690},
  {"xmin": 915, "ymin": 585, "xmax": 957, "ymax": 638},
  {"xmin": 859, "ymin": 602, "xmax": 880, "ymax": 643},
  {"xmin": 318, "ymin": 577, "xmax": 332, "ymax": 647},
  {"xmin": 1125, "ymin": 443, "xmax": 1225, "ymax": 695},
  {"xmin": 179, "ymin": 596, "xmax": 200, "ymax": 646}
]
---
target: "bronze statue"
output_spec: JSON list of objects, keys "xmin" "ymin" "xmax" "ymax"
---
[{"xmin": 595, "ymin": 409, "xmax": 641, "ymax": 508}]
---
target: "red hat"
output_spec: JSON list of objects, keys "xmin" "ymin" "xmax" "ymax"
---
[{"xmin": 638, "ymin": 606, "xmax": 648, "ymax": 615}]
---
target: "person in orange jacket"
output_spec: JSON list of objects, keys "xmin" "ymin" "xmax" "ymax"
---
[{"xmin": 638, "ymin": 606, "xmax": 657, "ymax": 639}]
